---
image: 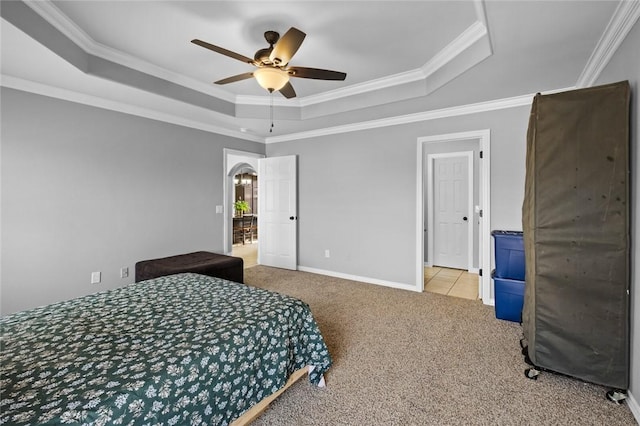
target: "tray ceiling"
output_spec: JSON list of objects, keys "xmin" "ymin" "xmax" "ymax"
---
[{"xmin": 1, "ymin": 1, "xmax": 631, "ymax": 141}]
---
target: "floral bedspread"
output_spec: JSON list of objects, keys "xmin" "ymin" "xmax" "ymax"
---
[{"xmin": 0, "ymin": 273, "xmax": 331, "ymax": 425}]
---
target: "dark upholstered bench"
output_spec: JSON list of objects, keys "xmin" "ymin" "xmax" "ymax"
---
[{"xmin": 135, "ymin": 251, "xmax": 244, "ymax": 283}]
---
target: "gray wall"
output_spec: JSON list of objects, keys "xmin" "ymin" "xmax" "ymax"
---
[
  {"xmin": 267, "ymin": 105, "xmax": 529, "ymax": 285},
  {"xmin": 1, "ymin": 88, "xmax": 264, "ymax": 314},
  {"xmin": 595, "ymin": 19, "xmax": 640, "ymax": 416}
]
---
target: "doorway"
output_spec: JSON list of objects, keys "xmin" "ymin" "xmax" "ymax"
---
[
  {"xmin": 416, "ymin": 130, "xmax": 493, "ymax": 305},
  {"xmin": 231, "ymin": 166, "xmax": 258, "ymax": 267},
  {"xmin": 223, "ymin": 149, "xmax": 264, "ymax": 262}
]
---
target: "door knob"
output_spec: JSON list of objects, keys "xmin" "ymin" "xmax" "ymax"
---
[
  {"xmin": 289, "ymin": 216, "xmax": 297, "ymax": 220},
  {"xmin": 463, "ymin": 216, "xmax": 468, "ymax": 221}
]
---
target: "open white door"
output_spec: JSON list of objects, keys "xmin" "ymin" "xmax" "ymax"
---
[{"xmin": 258, "ymin": 155, "xmax": 297, "ymax": 270}]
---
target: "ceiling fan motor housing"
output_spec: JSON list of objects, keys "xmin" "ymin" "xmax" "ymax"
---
[
  {"xmin": 255, "ymin": 31, "xmax": 280, "ymax": 65},
  {"xmin": 254, "ymin": 47, "xmax": 274, "ymax": 66}
]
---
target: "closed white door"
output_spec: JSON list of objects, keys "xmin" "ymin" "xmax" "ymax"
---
[
  {"xmin": 258, "ymin": 156, "xmax": 297, "ymax": 270},
  {"xmin": 433, "ymin": 155, "xmax": 469, "ymax": 269}
]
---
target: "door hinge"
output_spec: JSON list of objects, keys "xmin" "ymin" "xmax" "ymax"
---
[
  {"xmin": 479, "ymin": 268, "xmax": 483, "ymax": 277},
  {"xmin": 479, "ymin": 150, "xmax": 484, "ymax": 159}
]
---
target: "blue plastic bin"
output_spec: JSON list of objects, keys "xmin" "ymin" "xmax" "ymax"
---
[
  {"xmin": 492, "ymin": 270, "xmax": 525, "ymax": 322},
  {"xmin": 492, "ymin": 230, "xmax": 525, "ymax": 280}
]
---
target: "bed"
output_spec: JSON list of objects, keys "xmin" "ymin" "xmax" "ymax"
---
[{"xmin": 0, "ymin": 273, "xmax": 331, "ymax": 425}]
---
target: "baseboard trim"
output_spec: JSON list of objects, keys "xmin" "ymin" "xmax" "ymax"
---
[
  {"xmin": 298, "ymin": 266, "xmax": 420, "ymax": 293},
  {"xmin": 628, "ymin": 390, "xmax": 640, "ymax": 424}
]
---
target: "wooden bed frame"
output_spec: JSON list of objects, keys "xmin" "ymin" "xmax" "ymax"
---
[{"xmin": 231, "ymin": 367, "xmax": 309, "ymax": 425}]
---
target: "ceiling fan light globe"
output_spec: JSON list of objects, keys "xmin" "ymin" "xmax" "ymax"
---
[{"xmin": 254, "ymin": 67, "xmax": 290, "ymax": 92}]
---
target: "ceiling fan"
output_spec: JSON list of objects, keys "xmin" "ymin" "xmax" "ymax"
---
[{"xmin": 191, "ymin": 27, "xmax": 347, "ymax": 99}]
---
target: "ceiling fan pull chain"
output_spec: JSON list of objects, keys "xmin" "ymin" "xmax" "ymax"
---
[{"xmin": 270, "ymin": 90, "xmax": 274, "ymax": 133}]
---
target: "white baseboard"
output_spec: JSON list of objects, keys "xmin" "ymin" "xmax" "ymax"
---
[
  {"xmin": 628, "ymin": 390, "xmax": 640, "ymax": 424},
  {"xmin": 297, "ymin": 266, "xmax": 421, "ymax": 293}
]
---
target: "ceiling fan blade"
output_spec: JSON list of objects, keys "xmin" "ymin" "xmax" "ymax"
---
[
  {"xmin": 269, "ymin": 27, "xmax": 306, "ymax": 66},
  {"xmin": 279, "ymin": 82, "xmax": 297, "ymax": 99},
  {"xmin": 191, "ymin": 39, "xmax": 255, "ymax": 65},
  {"xmin": 214, "ymin": 72, "xmax": 254, "ymax": 85},
  {"xmin": 288, "ymin": 66, "xmax": 347, "ymax": 81}
]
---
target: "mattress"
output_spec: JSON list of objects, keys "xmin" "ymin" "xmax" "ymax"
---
[{"xmin": 0, "ymin": 273, "xmax": 332, "ymax": 425}]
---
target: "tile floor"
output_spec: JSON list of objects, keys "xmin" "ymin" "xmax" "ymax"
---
[
  {"xmin": 232, "ymin": 242, "xmax": 258, "ymax": 268},
  {"xmin": 424, "ymin": 266, "xmax": 479, "ymax": 300}
]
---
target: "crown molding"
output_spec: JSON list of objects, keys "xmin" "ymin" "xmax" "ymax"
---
[
  {"xmin": 22, "ymin": 0, "xmax": 491, "ymax": 116},
  {"xmin": 576, "ymin": 0, "xmax": 640, "ymax": 88},
  {"xmin": 296, "ymin": 68, "xmax": 427, "ymax": 107},
  {"xmin": 234, "ymin": 25, "xmax": 484, "ymax": 109},
  {"xmin": 298, "ymin": 1, "xmax": 490, "ymax": 107},
  {"xmin": 473, "ymin": 0, "xmax": 489, "ymax": 27},
  {"xmin": 23, "ymin": 0, "xmax": 237, "ymax": 104},
  {"xmin": 2, "ymin": 73, "xmax": 576, "ymax": 147},
  {"xmin": 237, "ymin": 17, "xmax": 490, "ymax": 111},
  {"xmin": 22, "ymin": 0, "xmax": 92, "ymax": 51},
  {"xmin": 0, "ymin": 75, "xmax": 263, "ymax": 143},
  {"xmin": 422, "ymin": 20, "xmax": 488, "ymax": 77},
  {"xmin": 265, "ymin": 86, "xmax": 575, "ymax": 144},
  {"xmin": 2, "ymin": 0, "xmax": 627, "ymax": 145},
  {"xmin": 235, "ymin": 95, "xmax": 302, "ymax": 107}
]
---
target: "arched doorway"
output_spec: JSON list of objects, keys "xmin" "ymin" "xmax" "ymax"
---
[
  {"xmin": 229, "ymin": 163, "xmax": 258, "ymax": 267},
  {"xmin": 231, "ymin": 163, "xmax": 258, "ymax": 217},
  {"xmin": 224, "ymin": 149, "xmax": 264, "ymax": 267}
]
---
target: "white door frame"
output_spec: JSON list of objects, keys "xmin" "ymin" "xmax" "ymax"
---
[
  {"xmin": 427, "ymin": 151, "xmax": 474, "ymax": 272},
  {"xmin": 223, "ymin": 149, "xmax": 265, "ymax": 255},
  {"xmin": 416, "ymin": 129, "xmax": 493, "ymax": 305}
]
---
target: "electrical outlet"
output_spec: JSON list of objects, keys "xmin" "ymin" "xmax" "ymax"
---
[
  {"xmin": 324, "ymin": 249, "xmax": 330, "ymax": 258},
  {"xmin": 91, "ymin": 271, "xmax": 101, "ymax": 284},
  {"xmin": 120, "ymin": 267, "xmax": 129, "ymax": 279}
]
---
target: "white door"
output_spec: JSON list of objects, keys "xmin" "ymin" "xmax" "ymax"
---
[
  {"xmin": 258, "ymin": 156, "xmax": 297, "ymax": 270},
  {"xmin": 433, "ymin": 155, "xmax": 470, "ymax": 269}
]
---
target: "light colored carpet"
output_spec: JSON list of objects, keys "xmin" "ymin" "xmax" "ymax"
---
[{"xmin": 244, "ymin": 266, "xmax": 637, "ymax": 426}]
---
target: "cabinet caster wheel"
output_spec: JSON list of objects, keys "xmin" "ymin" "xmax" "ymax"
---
[{"xmin": 525, "ymin": 368, "xmax": 540, "ymax": 380}]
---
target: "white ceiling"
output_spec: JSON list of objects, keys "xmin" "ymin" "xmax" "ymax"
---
[{"xmin": 0, "ymin": 1, "xmax": 632, "ymax": 142}]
